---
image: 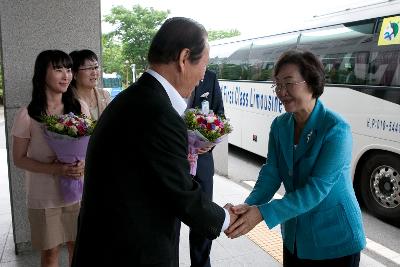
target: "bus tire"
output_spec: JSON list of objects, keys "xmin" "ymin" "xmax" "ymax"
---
[{"xmin": 360, "ymin": 152, "xmax": 400, "ymax": 221}]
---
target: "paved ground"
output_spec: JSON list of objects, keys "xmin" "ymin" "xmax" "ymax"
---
[{"xmin": 0, "ymin": 163, "xmax": 280, "ymax": 266}]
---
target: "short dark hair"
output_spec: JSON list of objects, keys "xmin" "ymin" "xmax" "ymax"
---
[
  {"xmin": 28, "ymin": 50, "xmax": 81, "ymax": 121},
  {"xmin": 148, "ymin": 17, "xmax": 208, "ymax": 65},
  {"xmin": 69, "ymin": 49, "xmax": 99, "ymax": 88},
  {"xmin": 274, "ymin": 50, "xmax": 325, "ymax": 98},
  {"xmin": 69, "ymin": 49, "xmax": 98, "ymax": 72}
]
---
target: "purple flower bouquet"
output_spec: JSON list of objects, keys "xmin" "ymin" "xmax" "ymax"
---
[
  {"xmin": 187, "ymin": 130, "xmax": 227, "ymax": 175},
  {"xmin": 184, "ymin": 109, "xmax": 232, "ymax": 176},
  {"xmin": 41, "ymin": 113, "xmax": 95, "ymax": 203}
]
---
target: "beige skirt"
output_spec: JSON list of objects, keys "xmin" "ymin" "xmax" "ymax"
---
[{"xmin": 28, "ymin": 203, "xmax": 80, "ymax": 250}]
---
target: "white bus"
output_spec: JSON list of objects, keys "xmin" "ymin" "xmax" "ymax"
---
[
  {"xmin": 209, "ymin": 1, "xmax": 400, "ymax": 221},
  {"xmin": 102, "ymin": 72, "xmax": 123, "ymax": 100}
]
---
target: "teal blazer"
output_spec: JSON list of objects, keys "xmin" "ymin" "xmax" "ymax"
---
[{"xmin": 245, "ymin": 100, "xmax": 366, "ymax": 260}]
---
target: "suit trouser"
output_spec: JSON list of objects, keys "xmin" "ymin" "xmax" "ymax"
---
[
  {"xmin": 189, "ymin": 175, "xmax": 213, "ymax": 267},
  {"xmin": 190, "ymin": 154, "xmax": 214, "ymax": 267},
  {"xmin": 175, "ymin": 178, "xmax": 213, "ymax": 267},
  {"xmin": 175, "ymin": 153, "xmax": 214, "ymax": 267}
]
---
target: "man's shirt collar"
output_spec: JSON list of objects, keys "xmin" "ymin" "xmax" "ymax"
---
[{"xmin": 146, "ymin": 69, "xmax": 187, "ymax": 116}]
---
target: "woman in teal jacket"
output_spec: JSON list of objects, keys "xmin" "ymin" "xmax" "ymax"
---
[{"xmin": 226, "ymin": 50, "xmax": 366, "ymax": 266}]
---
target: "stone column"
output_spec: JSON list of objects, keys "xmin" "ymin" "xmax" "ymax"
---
[
  {"xmin": 213, "ymin": 139, "xmax": 229, "ymax": 177},
  {"xmin": 0, "ymin": 0, "xmax": 101, "ymax": 253}
]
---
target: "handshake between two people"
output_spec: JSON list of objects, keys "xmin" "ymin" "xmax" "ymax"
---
[{"xmin": 223, "ymin": 203, "xmax": 263, "ymax": 239}]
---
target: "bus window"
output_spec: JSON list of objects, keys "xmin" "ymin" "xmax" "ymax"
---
[
  {"xmin": 351, "ymin": 51, "xmax": 370, "ymax": 84},
  {"xmin": 368, "ymin": 50, "xmax": 400, "ymax": 86},
  {"xmin": 357, "ymin": 16, "xmax": 400, "ymax": 104},
  {"xmin": 209, "ymin": 40, "xmax": 252, "ymax": 80},
  {"xmin": 323, "ymin": 51, "xmax": 370, "ymax": 85},
  {"xmin": 320, "ymin": 53, "xmax": 348, "ymax": 84},
  {"xmin": 298, "ymin": 20, "xmax": 375, "ymax": 85},
  {"xmin": 367, "ymin": 16, "xmax": 400, "ymax": 87},
  {"xmin": 248, "ymin": 33, "xmax": 299, "ymax": 81},
  {"xmin": 344, "ymin": 19, "xmax": 376, "ymax": 34},
  {"xmin": 367, "ymin": 48, "xmax": 400, "ymax": 105}
]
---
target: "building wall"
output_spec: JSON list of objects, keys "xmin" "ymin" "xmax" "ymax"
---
[{"xmin": 0, "ymin": 0, "xmax": 101, "ymax": 252}]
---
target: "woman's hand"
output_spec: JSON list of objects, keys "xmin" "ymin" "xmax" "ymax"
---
[
  {"xmin": 52, "ymin": 160, "xmax": 85, "ymax": 179},
  {"xmin": 225, "ymin": 204, "xmax": 263, "ymax": 239},
  {"xmin": 231, "ymin": 203, "xmax": 250, "ymax": 215}
]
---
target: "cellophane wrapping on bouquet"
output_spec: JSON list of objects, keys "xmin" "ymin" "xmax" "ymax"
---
[
  {"xmin": 43, "ymin": 130, "xmax": 89, "ymax": 203},
  {"xmin": 41, "ymin": 112, "xmax": 95, "ymax": 203},
  {"xmin": 184, "ymin": 109, "xmax": 232, "ymax": 176},
  {"xmin": 187, "ymin": 130, "xmax": 227, "ymax": 175}
]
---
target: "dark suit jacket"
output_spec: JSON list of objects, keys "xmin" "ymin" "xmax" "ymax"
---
[
  {"xmin": 188, "ymin": 70, "xmax": 224, "ymax": 193},
  {"xmin": 72, "ymin": 72, "xmax": 225, "ymax": 267}
]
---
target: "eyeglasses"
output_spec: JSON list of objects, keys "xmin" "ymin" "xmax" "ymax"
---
[
  {"xmin": 79, "ymin": 65, "xmax": 100, "ymax": 71},
  {"xmin": 271, "ymin": 80, "xmax": 306, "ymax": 94}
]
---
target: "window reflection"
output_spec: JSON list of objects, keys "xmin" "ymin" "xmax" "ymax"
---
[{"xmin": 209, "ymin": 16, "xmax": 400, "ymax": 89}]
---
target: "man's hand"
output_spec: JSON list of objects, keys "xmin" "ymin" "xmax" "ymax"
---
[
  {"xmin": 187, "ymin": 153, "xmax": 197, "ymax": 164},
  {"xmin": 223, "ymin": 203, "xmax": 238, "ymax": 234},
  {"xmin": 225, "ymin": 204, "xmax": 262, "ymax": 239},
  {"xmin": 197, "ymin": 144, "xmax": 215, "ymax": 155}
]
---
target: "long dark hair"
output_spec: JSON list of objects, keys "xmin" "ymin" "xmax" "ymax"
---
[
  {"xmin": 69, "ymin": 49, "xmax": 99, "ymax": 88},
  {"xmin": 27, "ymin": 50, "xmax": 82, "ymax": 121}
]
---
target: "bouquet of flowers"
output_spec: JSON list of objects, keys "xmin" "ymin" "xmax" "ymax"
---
[
  {"xmin": 184, "ymin": 108, "xmax": 232, "ymax": 175},
  {"xmin": 41, "ymin": 112, "xmax": 96, "ymax": 203}
]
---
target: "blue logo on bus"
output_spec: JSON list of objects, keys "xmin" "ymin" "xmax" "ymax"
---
[{"xmin": 383, "ymin": 22, "xmax": 399, "ymax": 41}]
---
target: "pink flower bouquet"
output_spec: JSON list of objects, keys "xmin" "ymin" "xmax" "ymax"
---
[
  {"xmin": 184, "ymin": 109, "xmax": 232, "ymax": 175},
  {"xmin": 41, "ymin": 112, "xmax": 95, "ymax": 203}
]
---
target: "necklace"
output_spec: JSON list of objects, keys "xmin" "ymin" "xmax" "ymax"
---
[
  {"xmin": 77, "ymin": 89, "xmax": 99, "ymax": 115},
  {"xmin": 91, "ymin": 89, "xmax": 100, "ymax": 119},
  {"xmin": 82, "ymin": 89, "xmax": 96, "ymax": 108},
  {"xmin": 79, "ymin": 89, "xmax": 100, "ymax": 119}
]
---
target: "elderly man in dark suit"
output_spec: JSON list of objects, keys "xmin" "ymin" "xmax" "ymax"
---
[
  {"xmin": 72, "ymin": 17, "xmax": 236, "ymax": 267},
  {"xmin": 185, "ymin": 69, "xmax": 224, "ymax": 267}
]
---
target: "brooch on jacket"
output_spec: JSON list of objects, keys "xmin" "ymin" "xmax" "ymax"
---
[
  {"xmin": 200, "ymin": 92, "xmax": 209, "ymax": 98},
  {"xmin": 306, "ymin": 130, "xmax": 313, "ymax": 143}
]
